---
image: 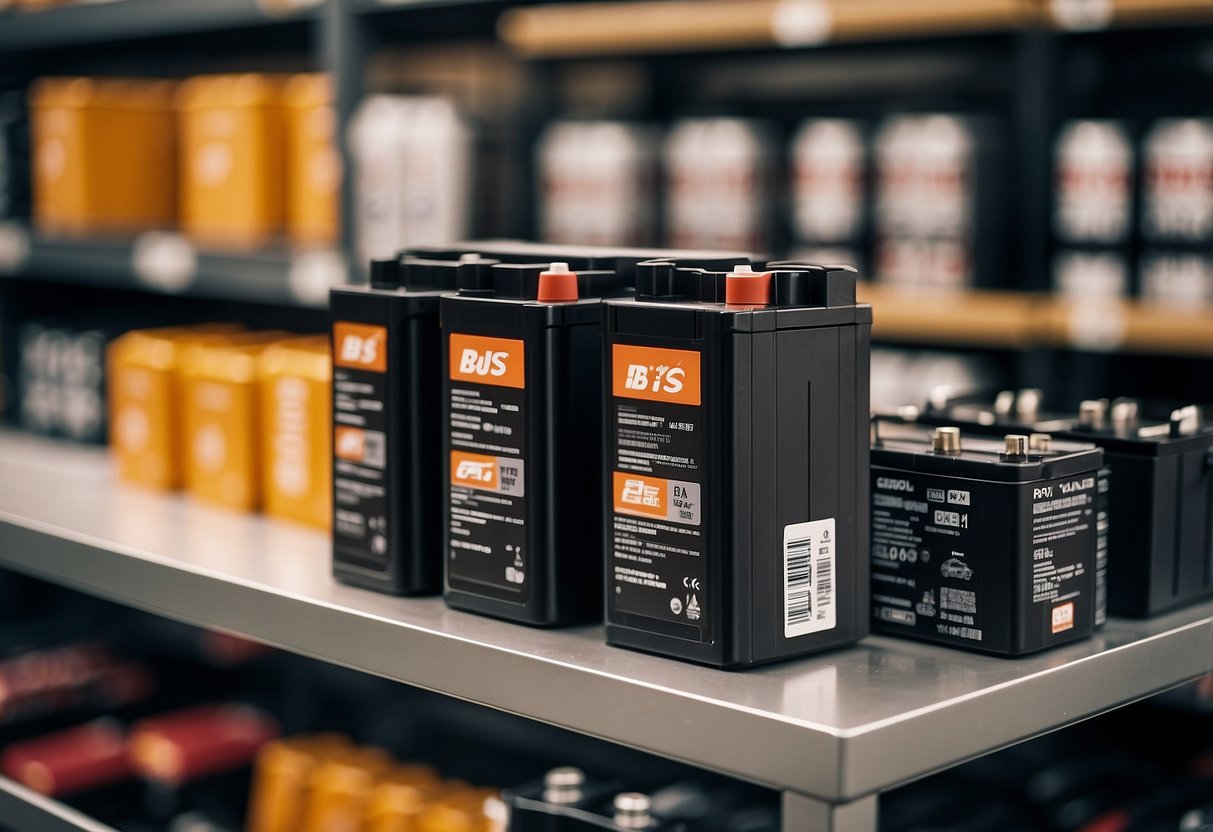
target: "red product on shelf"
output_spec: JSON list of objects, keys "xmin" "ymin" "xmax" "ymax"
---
[
  {"xmin": 128, "ymin": 703, "xmax": 279, "ymax": 786},
  {"xmin": 1, "ymin": 718, "xmax": 132, "ymax": 797}
]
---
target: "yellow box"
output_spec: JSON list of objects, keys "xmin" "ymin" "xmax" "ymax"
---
[
  {"xmin": 30, "ymin": 77, "xmax": 176, "ymax": 236},
  {"xmin": 366, "ymin": 766, "xmax": 446, "ymax": 832},
  {"xmin": 258, "ymin": 336, "xmax": 332, "ymax": 529},
  {"xmin": 246, "ymin": 734, "xmax": 351, "ymax": 832},
  {"xmin": 419, "ymin": 788, "xmax": 505, "ymax": 832},
  {"xmin": 284, "ymin": 74, "xmax": 341, "ymax": 246},
  {"xmin": 176, "ymin": 74, "xmax": 288, "ymax": 249},
  {"xmin": 107, "ymin": 324, "xmax": 241, "ymax": 491},
  {"xmin": 180, "ymin": 331, "xmax": 290, "ymax": 511},
  {"xmin": 303, "ymin": 747, "xmax": 393, "ymax": 832}
]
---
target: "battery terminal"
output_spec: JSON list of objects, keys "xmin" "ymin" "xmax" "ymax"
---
[
  {"xmin": 1003, "ymin": 434, "xmax": 1030, "ymax": 460},
  {"xmin": 932, "ymin": 426, "xmax": 963, "ymax": 455},
  {"xmin": 724, "ymin": 264, "xmax": 772, "ymax": 305},
  {"xmin": 537, "ymin": 261, "xmax": 579, "ymax": 302}
]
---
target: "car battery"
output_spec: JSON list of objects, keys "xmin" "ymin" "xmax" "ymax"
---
[
  {"xmin": 1139, "ymin": 119, "xmax": 1213, "ymax": 307},
  {"xmin": 927, "ymin": 392, "xmax": 1213, "ymax": 617},
  {"xmin": 790, "ymin": 118, "xmax": 867, "ymax": 273},
  {"xmin": 258, "ymin": 336, "xmax": 333, "ymax": 530},
  {"xmin": 504, "ymin": 767, "xmax": 622, "ymax": 832},
  {"xmin": 870, "ymin": 418, "xmax": 1102, "ymax": 654},
  {"xmin": 603, "ymin": 259, "xmax": 871, "ymax": 668},
  {"xmin": 181, "ymin": 332, "xmax": 292, "ymax": 511},
  {"xmin": 283, "ymin": 73, "xmax": 340, "ymax": 247},
  {"xmin": 329, "ymin": 255, "xmax": 474, "ymax": 596},
  {"xmin": 441, "ymin": 259, "xmax": 632, "ymax": 626}
]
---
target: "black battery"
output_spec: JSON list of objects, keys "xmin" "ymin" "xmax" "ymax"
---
[
  {"xmin": 329, "ymin": 255, "xmax": 487, "ymax": 595},
  {"xmin": 924, "ymin": 392, "xmax": 1213, "ymax": 617},
  {"xmin": 603, "ymin": 260, "xmax": 871, "ymax": 668},
  {"xmin": 441, "ymin": 259, "xmax": 632, "ymax": 626},
  {"xmin": 870, "ymin": 418, "xmax": 1103, "ymax": 655}
]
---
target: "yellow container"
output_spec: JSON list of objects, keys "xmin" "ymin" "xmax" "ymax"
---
[
  {"xmin": 284, "ymin": 74, "xmax": 341, "ymax": 246},
  {"xmin": 107, "ymin": 324, "xmax": 241, "ymax": 491},
  {"xmin": 246, "ymin": 734, "xmax": 352, "ymax": 832},
  {"xmin": 302, "ymin": 746, "xmax": 393, "ymax": 832},
  {"xmin": 418, "ymin": 788, "xmax": 505, "ymax": 832},
  {"xmin": 176, "ymin": 74, "xmax": 288, "ymax": 248},
  {"xmin": 180, "ymin": 332, "xmax": 291, "ymax": 511},
  {"xmin": 258, "ymin": 336, "xmax": 333, "ymax": 529},
  {"xmin": 30, "ymin": 77, "xmax": 176, "ymax": 236},
  {"xmin": 365, "ymin": 766, "xmax": 445, "ymax": 832}
]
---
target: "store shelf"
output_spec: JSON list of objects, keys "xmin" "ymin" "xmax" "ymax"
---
[
  {"xmin": 499, "ymin": 0, "xmax": 1036, "ymax": 58},
  {"xmin": 1046, "ymin": 0, "xmax": 1213, "ymax": 31},
  {"xmin": 0, "ymin": 775, "xmax": 119, "ymax": 832},
  {"xmin": 858, "ymin": 283, "xmax": 1044, "ymax": 349},
  {"xmin": 0, "ymin": 227, "xmax": 345, "ymax": 309},
  {"xmin": 0, "ymin": 432, "xmax": 1209, "ymax": 805},
  {"xmin": 0, "ymin": 0, "xmax": 321, "ymax": 53},
  {"xmin": 1042, "ymin": 296, "xmax": 1213, "ymax": 357}
]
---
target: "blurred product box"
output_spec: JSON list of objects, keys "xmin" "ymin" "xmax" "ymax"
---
[
  {"xmin": 107, "ymin": 324, "xmax": 242, "ymax": 491},
  {"xmin": 180, "ymin": 331, "xmax": 291, "ymax": 511},
  {"xmin": 18, "ymin": 315, "xmax": 127, "ymax": 444},
  {"xmin": 30, "ymin": 77, "xmax": 176, "ymax": 236},
  {"xmin": 536, "ymin": 119, "xmax": 658, "ymax": 247},
  {"xmin": 258, "ymin": 336, "xmax": 333, "ymax": 530},
  {"xmin": 0, "ymin": 89, "xmax": 29, "ymax": 221},
  {"xmin": 347, "ymin": 95, "xmax": 470, "ymax": 266},
  {"xmin": 872, "ymin": 113, "xmax": 1005, "ymax": 289},
  {"xmin": 283, "ymin": 73, "xmax": 341, "ymax": 247},
  {"xmin": 366, "ymin": 766, "xmax": 448, "ymax": 832},
  {"xmin": 662, "ymin": 118, "xmax": 775, "ymax": 253},
  {"xmin": 790, "ymin": 118, "xmax": 867, "ymax": 271},
  {"xmin": 1139, "ymin": 118, "xmax": 1213, "ymax": 307},
  {"xmin": 246, "ymin": 734, "xmax": 352, "ymax": 832},
  {"xmin": 1052, "ymin": 120, "xmax": 1135, "ymax": 300},
  {"xmin": 302, "ymin": 746, "xmax": 393, "ymax": 832},
  {"xmin": 177, "ymin": 74, "xmax": 289, "ymax": 249}
]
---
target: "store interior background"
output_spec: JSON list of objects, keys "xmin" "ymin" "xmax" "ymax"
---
[{"xmin": 0, "ymin": 1, "xmax": 1210, "ymax": 831}]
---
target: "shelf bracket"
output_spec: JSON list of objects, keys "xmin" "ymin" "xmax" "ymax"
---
[{"xmin": 782, "ymin": 792, "xmax": 877, "ymax": 832}]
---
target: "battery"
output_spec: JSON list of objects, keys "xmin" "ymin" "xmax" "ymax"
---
[
  {"xmin": 441, "ymin": 259, "xmax": 632, "ymax": 626},
  {"xmin": 926, "ymin": 392, "xmax": 1213, "ymax": 617},
  {"xmin": 790, "ymin": 118, "xmax": 867, "ymax": 271},
  {"xmin": 870, "ymin": 419, "xmax": 1102, "ymax": 655},
  {"xmin": 329, "ymin": 255, "xmax": 476, "ymax": 595},
  {"xmin": 603, "ymin": 260, "xmax": 870, "ymax": 668}
]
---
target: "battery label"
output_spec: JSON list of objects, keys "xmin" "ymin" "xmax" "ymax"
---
[
  {"xmin": 447, "ymin": 334, "xmax": 529, "ymax": 602},
  {"xmin": 784, "ymin": 518, "xmax": 837, "ymax": 638},
  {"xmin": 332, "ymin": 321, "xmax": 390, "ymax": 570},
  {"xmin": 609, "ymin": 344, "xmax": 706, "ymax": 641}
]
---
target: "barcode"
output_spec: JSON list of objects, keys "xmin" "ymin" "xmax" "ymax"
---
[
  {"xmin": 815, "ymin": 553, "xmax": 832, "ymax": 619},
  {"xmin": 960, "ymin": 627, "xmax": 982, "ymax": 641},
  {"xmin": 786, "ymin": 536, "xmax": 812, "ymax": 626}
]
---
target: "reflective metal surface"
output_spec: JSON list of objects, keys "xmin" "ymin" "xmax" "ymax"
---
[{"xmin": 0, "ymin": 433, "xmax": 1209, "ymax": 800}]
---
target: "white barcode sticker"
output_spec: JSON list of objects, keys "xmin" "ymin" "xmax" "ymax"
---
[{"xmin": 784, "ymin": 517, "xmax": 836, "ymax": 638}]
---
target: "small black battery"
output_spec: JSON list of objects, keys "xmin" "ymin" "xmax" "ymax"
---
[
  {"xmin": 329, "ymin": 255, "xmax": 489, "ymax": 595},
  {"xmin": 925, "ymin": 392, "xmax": 1213, "ymax": 618},
  {"xmin": 441, "ymin": 259, "xmax": 630, "ymax": 626},
  {"xmin": 603, "ymin": 260, "xmax": 872, "ymax": 668},
  {"xmin": 870, "ymin": 419, "xmax": 1103, "ymax": 655}
]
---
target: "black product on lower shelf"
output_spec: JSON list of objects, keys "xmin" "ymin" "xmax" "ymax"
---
[
  {"xmin": 329, "ymin": 256, "xmax": 474, "ymax": 596},
  {"xmin": 603, "ymin": 260, "xmax": 872, "ymax": 668},
  {"xmin": 441, "ymin": 259, "xmax": 630, "ymax": 626},
  {"xmin": 923, "ymin": 392, "xmax": 1213, "ymax": 617},
  {"xmin": 870, "ymin": 419, "xmax": 1103, "ymax": 655}
]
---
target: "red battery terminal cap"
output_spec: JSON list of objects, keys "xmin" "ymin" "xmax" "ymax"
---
[
  {"xmin": 537, "ymin": 262, "xmax": 579, "ymax": 302},
  {"xmin": 724, "ymin": 265, "xmax": 772, "ymax": 305}
]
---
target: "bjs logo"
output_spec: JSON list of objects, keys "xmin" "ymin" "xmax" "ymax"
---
[
  {"xmin": 455, "ymin": 459, "xmax": 495, "ymax": 483},
  {"xmin": 459, "ymin": 349, "xmax": 509, "ymax": 378},
  {"xmin": 449, "ymin": 334, "xmax": 525, "ymax": 389},
  {"xmin": 613, "ymin": 344, "xmax": 700, "ymax": 406},
  {"xmin": 333, "ymin": 323, "xmax": 388, "ymax": 372},
  {"xmin": 624, "ymin": 364, "xmax": 685, "ymax": 395}
]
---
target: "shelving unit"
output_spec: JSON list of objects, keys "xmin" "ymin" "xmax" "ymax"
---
[
  {"xmin": 0, "ymin": 430, "xmax": 1209, "ymax": 830},
  {"xmin": 0, "ymin": 775, "xmax": 119, "ymax": 832}
]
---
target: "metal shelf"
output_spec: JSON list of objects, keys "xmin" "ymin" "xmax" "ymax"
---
[
  {"xmin": 0, "ymin": 431, "xmax": 1208, "ymax": 812},
  {"xmin": 0, "ymin": 227, "xmax": 344, "ymax": 308},
  {"xmin": 0, "ymin": 0, "xmax": 320, "ymax": 53},
  {"xmin": 0, "ymin": 775, "xmax": 120, "ymax": 832}
]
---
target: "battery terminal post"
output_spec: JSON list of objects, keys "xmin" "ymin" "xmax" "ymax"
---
[
  {"xmin": 724, "ymin": 264, "xmax": 772, "ymax": 305},
  {"xmin": 537, "ymin": 262, "xmax": 580, "ymax": 302}
]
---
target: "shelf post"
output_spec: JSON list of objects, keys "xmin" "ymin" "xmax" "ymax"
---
[
  {"xmin": 782, "ymin": 792, "xmax": 877, "ymax": 832},
  {"xmin": 321, "ymin": 0, "xmax": 367, "ymax": 280}
]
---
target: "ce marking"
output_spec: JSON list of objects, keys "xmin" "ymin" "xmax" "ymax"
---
[{"xmin": 682, "ymin": 577, "xmax": 701, "ymax": 591}]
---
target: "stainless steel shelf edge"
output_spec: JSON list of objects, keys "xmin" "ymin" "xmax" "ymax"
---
[
  {"xmin": 0, "ymin": 433, "xmax": 1209, "ymax": 802},
  {"xmin": 0, "ymin": 776, "xmax": 121, "ymax": 832}
]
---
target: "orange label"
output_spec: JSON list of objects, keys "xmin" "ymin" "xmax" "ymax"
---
[
  {"xmin": 1051, "ymin": 602, "xmax": 1075, "ymax": 634},
  {"xmin": 612, "ymin": 345, "xmax": 701, "ymax": 406},
  {"xmin": 334, "ymin": 426, "xmax": 366, "ymax": 462},
  {"xmin": 451, "ymin": 450, "xmax": 499, "ymax": 491},
  {"xmin": 333, "ymin": 322, "xmax": 387, "ymax": 373},
  {"xmin": 449, "ymin": 334, "xmax": 525, "ymax": 389},
  {"xmin": 613, "ymin": 472, "xmax": 668, "ymax": 519}
]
